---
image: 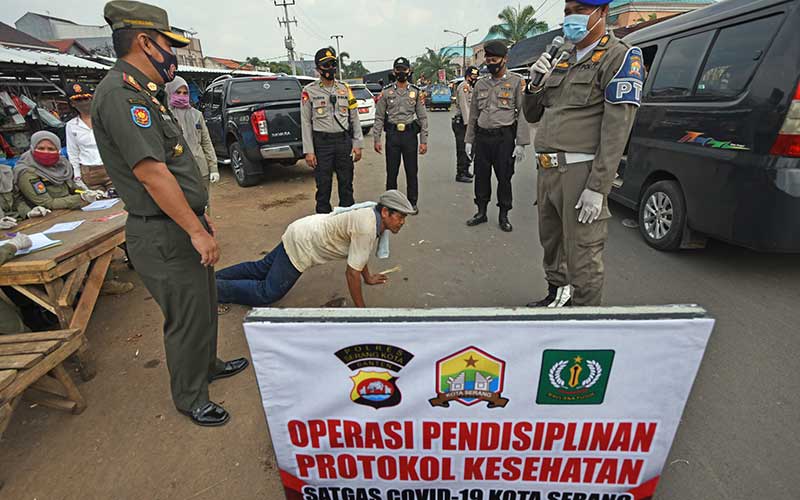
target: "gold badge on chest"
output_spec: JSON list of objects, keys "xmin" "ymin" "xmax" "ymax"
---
[
  {"xmin": 173, "ymin": 143, "xmax": 184, "ymax": 157},
  {"xmin": 409, "ymin": 91, "xmax": 416, "ymax": 99}
]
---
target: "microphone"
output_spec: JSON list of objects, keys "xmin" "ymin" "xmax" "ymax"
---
[{"xmin": 531, "ymin": 36, "xmax": 565, "ymax": 87}]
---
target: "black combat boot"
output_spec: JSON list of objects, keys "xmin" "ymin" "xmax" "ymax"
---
[
  {"xmin": 499, "ymin": 209, "xmax": 513, "ymax": 232},
  {"xmin": 466, "ymin": 205, "xmax": 488, "ymax": 226},
  {"xmin": 456, "ymin": 173, "xmax": 472, "ymax": 183},
  {"xmin": 527, "ymin": 283, "xmax": 573, "ymax": 307}
]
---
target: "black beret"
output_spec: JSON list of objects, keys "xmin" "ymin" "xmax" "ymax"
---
[{"xmin": 484, "ymin": 40, "xmax": 508, "ymax": 57}]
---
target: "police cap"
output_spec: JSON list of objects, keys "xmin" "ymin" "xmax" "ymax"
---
[
  {"xmin": 465, "ymin": 66, "xmax": 479, "ymax": 78},
  {"xmin": 66, "ymin": 82, "xmax": 93, "ymax": 100},
  {"xmin": 393, "ymin": 57, "xmax": 411, "ymax": 70},
  {"xmin": 483, "ymin": 40, "xmax": 508, "ymax": 58},
  {"xmin": 315, "ymin": 47, "xmax": 337, "ymax": 66},
  {"xmin": 104, "ymin": 0, "xmax": 190, "ymax": 47}
]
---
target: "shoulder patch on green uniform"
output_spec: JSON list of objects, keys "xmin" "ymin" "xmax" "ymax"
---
[
  {"xmin": 130, "ymin": 105, "xmax": 152, "ymax": 128},
  {"xmin": 31, "ymin": 179, "xmax": 47, "ymax": 195}
]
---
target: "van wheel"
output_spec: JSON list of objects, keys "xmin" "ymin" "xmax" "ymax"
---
[
  {"xmin": 228, "ymin": 141, "xmax": 261, "ymax": 187},
  {"xmin": 638, "ymin": 180, "xmax": 686, "ymax": 251}
]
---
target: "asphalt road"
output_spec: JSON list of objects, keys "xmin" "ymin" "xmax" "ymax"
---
[{"xmin": 0, "ymin": 109, "xmax": 796, "ymax": 499}]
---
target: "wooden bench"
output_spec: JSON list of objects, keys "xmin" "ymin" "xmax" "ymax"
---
[{"xmin": 0, "ymin": 328, "xmax": 85, "ymax": 440}]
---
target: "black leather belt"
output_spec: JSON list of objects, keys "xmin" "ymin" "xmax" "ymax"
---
[
  {"xmin": 128, "ymin": 208, "xmax": 205, "ymax": 221},
  {"xmin": 477, "ymin": 125, "xmax": 514, "ymax": 137},
  {"xmin": 386, "ymin": 123, "xmax": 412, "ymax": 132},
  {"xmin": 313, "ymin": 131, "xmax": 347, "ymax": 141}
]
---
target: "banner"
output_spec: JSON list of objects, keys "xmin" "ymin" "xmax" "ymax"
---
[
  {"xmin": 438, "ymin": 69, "xmax": 447, "ymax": 82},
  {"xmin": 244, "ymin": 307, "xmax": 713, "ymax": 500}
]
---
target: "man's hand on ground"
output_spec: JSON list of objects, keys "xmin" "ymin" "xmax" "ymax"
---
[
  {"xmin": 364, "ymin": 273, "xmax": 388, "ymax": 285},
  {"xmin": 191, "ymin": 230, "xmax": 219, "ymax": 266},
  {"xmin": 305, "ymin": 153, "xmax": 318, "ymax": 168}
]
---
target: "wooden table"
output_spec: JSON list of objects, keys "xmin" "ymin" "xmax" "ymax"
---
[{"xmin": 0, "ymin": 206, "xmax": 127, "ymax": 380}]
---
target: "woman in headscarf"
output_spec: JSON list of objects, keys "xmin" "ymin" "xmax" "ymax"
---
[
  {"xmin": 165, "ymin": 77, "xmax": 219, "ymax": 188},
  {"xmin": 14, "ymin": 131, "xmax": 101, "ymax": 210},
  {"xmin": 65, "ymin": 82, "xmax": 114, "ymax": 192}
]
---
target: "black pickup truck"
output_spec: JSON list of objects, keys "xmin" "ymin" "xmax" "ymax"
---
[{"xmin": 199, "ymin": 75, "xmax": 304, "ymax": 187}]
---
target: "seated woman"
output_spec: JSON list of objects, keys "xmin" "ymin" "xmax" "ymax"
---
[
  {"xmin": 0, "ymin": 163, "xmax": 51, "ymax": 230},
  {"xmin": 13, "ymin": 131, "xmax": 133, "ymax": 296}
]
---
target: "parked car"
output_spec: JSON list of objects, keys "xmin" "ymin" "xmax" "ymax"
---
[
  {"xmin": 348, "ymin": 84, "xmax": 376, "ymax": 132},
  {"xmin": 611, "ymin": 0, "xmax": 800, "ymax": 252},
  {"xmin": 200, "ymin": 75, "xmax": 303, "ymax": 187},
  {"xmin": 365, "ymin": 82, "xmax": 383, "ymax": 99}
]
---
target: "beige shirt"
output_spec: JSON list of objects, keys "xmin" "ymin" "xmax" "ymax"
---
[
  {"xmin": 301, "ymin": 80, "xmax": 364, "ymax": 154},
  {"xmin": 372, "ymin": 83, "xmax": 429, "ymax": 144},
  {"xmin": 282, "ymin": 208, "xmax": 377, "ymax": 272},
  {"xmin": 465, "ymin": 72, "xmax": 530, "ymax": 146},
  {"xmin": 454, "ymin": 81, "xmax": 473, "ymax": 122}
]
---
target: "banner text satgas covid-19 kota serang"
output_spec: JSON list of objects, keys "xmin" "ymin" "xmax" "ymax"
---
[{"xmin": 287, "ymin": 419, "xmax": 658, "ymax": 484}]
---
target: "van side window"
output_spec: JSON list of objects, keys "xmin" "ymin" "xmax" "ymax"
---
[
  {"xmin": 650, "ymin": 31, "xmax": 714, "ymax": 98},
  {"xmin": 696, "ymin": 15, "xmax": 782, "ymax": 99}
]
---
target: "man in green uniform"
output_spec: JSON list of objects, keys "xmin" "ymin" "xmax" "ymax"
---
[
  {"xmin": 523, "ymin": 0, "xmax": 643, "ymax": 307},
  {"xmin": 0, "ymin": 234, "xmax": 32, "ymax": 334},
  {"xmin": 92, "ymin": 0, "xmax": 248, "ymax": 426}
]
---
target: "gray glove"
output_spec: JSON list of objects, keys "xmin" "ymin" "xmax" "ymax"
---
[
  {"xmin": 27, "ymin": 206, "xmax": 51, "ymax": 218},
  {"xmin": 0, "ymin": 216, "xmax": 18, "ymax": 230},
  {"xmin": 576, "ymin": 189, "xmax": 604, "ymax": 224},
  {"xmin": 512, "ymin": 145, "xmax": 526, "ymax": 164},
  {"xmin": 465, "ymin": 143, "xmax": 473, "ymax": 160},
  {"xmin": 80, "ymin": 191, "xmax": 99, "ymax": 203},
  {"xmin": 7, "ymin": 233, "xmax": 31, "ymax": 251},
  {"xmin": 530, "ymin": 52, "xmax": 554, "ymax": 87}
]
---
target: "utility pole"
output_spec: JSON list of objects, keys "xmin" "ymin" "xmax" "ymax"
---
[
  {"xmin": 275, "ymin": 0, "xmax": 298, "ymax": 75},
  {"xmin": 444, "ymin": 28, "xmax": 479, "ymax": 77},
  {"xmin": 330, "ymin": 34, "xmax": 343, "ymax": 80}
]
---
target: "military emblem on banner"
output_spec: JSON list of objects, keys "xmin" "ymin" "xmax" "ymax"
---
[
  {"xmin": 335, "ymin": 344, "xmax": 414, "ymax": 409},
  {"xmin": 429, "ymin": 346, "xmax": 508, "ymax": 408},
  {"xmin": 536, "ymin": 350, "xmax": 615, "ymax": 405}
]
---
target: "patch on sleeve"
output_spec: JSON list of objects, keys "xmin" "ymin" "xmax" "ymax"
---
[
  {"xmin": 604, "ymin": 47, "xmax": 644, "ymax": 106},
  {"xmin": 130, "ymin": 105, "xmax": 151, "ymax": 128},
  {"xmin": 31, "ymin": 180, "xmax": 47, "ymax": 195}
]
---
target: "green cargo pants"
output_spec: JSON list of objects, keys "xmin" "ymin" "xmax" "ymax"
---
[
  {"xmin": 126, "ymin": 215, "xmax": 224, "ymax": 412},
  {"xmin": 537, "ymin": 160, "xmax": 610, "ymax": 306}
]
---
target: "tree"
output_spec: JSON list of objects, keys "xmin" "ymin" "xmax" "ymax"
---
[
  {"xmin": 245, "ymin": 57, "xmax": 269, "ymax": 70},
  {"xmin": 269, "ymin": 62, "xmax": 293, "ymax": 74},
  {"xmin": 414, "ymin": 48, "xmax": 458, "ymax": 82},
  {"xmin": 488, "ymin": 5, "xmax": 549, "ymax": 45},
  {"xmin": 339, "ymin": 52, "xmax": 370, "ymax": 80}
]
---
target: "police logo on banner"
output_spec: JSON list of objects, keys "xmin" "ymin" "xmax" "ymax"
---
[
  {"xmin": 335, "ymin": 344, "xmax": 413, "ymax": 409},
  {"xmin": 537, "ymin": 349, "xmax": 615, "ymax": 404},
  {"xmin": 430, "ymin": 346, "xmax": 509, "ymax": 408},
  {"xmin": 605, "ymin": 47, "xmax": 644, "ymax": 106}
]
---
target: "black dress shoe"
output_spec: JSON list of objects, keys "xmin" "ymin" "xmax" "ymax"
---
[
  {"xmin": 466, "ymin": 209, "xmax": 488, "ymax": 226},
  {"xmin": 456, "ymin": 174, "xmax": 473, "ymax": 183},
  {"xmin": 499, "ymin": 210, "xmax": 513, "ymax": 232},
  {"xmin": 465, "ymin": 172, "xmax": 474, "ymax": 178},
  {"xmin": 209, "ymin": 357, "xmax": 249, "ymax": 382},
  {"xmin": 180, "ymin": 401, "xmax": 230, "ymax": 427},
  {"xmin": 527, "ymin": 284, "xmax": 572, "ymax": 307}
]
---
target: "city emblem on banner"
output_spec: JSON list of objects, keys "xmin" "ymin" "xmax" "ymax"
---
[
  {"xmin": 536, "ymin": 349, "xmax": 615, "ymax": 405},
  {"xmin": 335, "ymin": 344, "xmax": 414, "ymax": 409},
  {"xmin": 429, "ymin": 346, "xmax": 508, "ymax": 408}
]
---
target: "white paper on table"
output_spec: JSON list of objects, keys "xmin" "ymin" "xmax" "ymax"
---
[
  {"xmin": 43, "ymin": 220, "xmax": 84, "ymax": 234},
  {"xmin": 81, "ymin": 199, "xmax": 121, "ymax": 211},
  {"xmin": 0, "ymin": 233, "xmax": 62, "ymax": 256}
]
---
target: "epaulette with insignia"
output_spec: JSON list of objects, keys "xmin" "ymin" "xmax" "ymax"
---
[
  {"xmin": 599, "ymin": 34, "xmax": 610, "ymax": 47},
  {"xmin": 122, "ymin": 72, "xmax": 142, "ymax": 92}
]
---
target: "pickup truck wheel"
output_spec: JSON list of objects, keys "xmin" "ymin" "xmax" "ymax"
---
[
  {"xmin": 638, "ymin": 180, "xmax": 686, "ymax": 251},
  {"xmin": 229, "ymin": 141, "xmax": 261, "ymax": 187}
]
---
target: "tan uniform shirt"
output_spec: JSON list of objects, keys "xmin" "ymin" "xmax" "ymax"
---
[
  {"xmin": 465, "ymin": 72, "xmax": 530, "ymax": 146},
  {"xmin": 523, "ymin": 33, "xmax": 643, "ymax": 195},
  {"xmin": 454, "ymin": 81, "xmax": 473, "ymax": 122},
  {"xmin": 282, "ymin": 207, "xmax": 378, "ymax": 272},
  {"xmin": 373, "ymin": 83, "xmax": 429, "ymax": 144},
  {"xmin": 301, "ymin": 80, "xmax": 364, "ymax": 155}
]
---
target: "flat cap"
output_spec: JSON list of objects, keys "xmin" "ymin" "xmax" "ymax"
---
[
  {"xmin": 315, "ymin": 47, "xmax": 337, "ymax": 66},
  {"xmin": 484, "ymin": 40, "xmax": 508, "ymax": 57},
  {"xmin": 393, "ymin": 57, "xmax": 411, "ymax": 69},
  {"xmin": 377, "ymin": 190, "xmax": 415, "ymax": 215},
  {"xmin": 104, "ymin": 0, "xmax": 190, "ymax": 47}
]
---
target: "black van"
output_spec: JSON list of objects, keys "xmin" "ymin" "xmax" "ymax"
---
[{"xmin": 611, "ymin": 0, "xmax": 800, "ymax": 252}]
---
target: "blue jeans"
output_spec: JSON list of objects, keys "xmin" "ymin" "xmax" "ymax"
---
[{"xmin": 216, "ymin": 243, "xmax": 302, "ymax": 306}]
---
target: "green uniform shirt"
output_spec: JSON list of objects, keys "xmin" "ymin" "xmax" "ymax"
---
[
  {"xmin": 17, "ymin": 171, "xmax": 83, "ymax": 210},
  {"xmin": 0, "ymin": 191, "xmax": 31, "ymax": 219},
  {"xmin": 92, "ymin": 59, "xmax": 208, "ymax": 216},
  {"xmin": 523, "ymin": 33, "xmax": 643, "ymax": 195}
]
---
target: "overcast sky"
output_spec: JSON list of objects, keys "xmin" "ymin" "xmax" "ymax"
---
[{"xmin": 2, "ymin": 0, "xmax": 566, "ymax": 70}]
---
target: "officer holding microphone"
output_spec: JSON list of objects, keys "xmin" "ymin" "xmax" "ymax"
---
[{"xmin": 523, "ymin": 0, "xmax": 643, "ymax": 307}]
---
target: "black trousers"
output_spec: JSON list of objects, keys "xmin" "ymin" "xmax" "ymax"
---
[
  {"xmin": 452, "ymin": 118, "xmax": 471, "ymax": 176},
  {"xmin": 313, "ymin": 132, "xmax": 355, "ymax": 214},
  {"xmin": 385, "ymin": 129, "xmax": 419, "ymax": 205},
  {"xmin": 474, "ymin": 126, "xmax": 515, "ymax": 211}
]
